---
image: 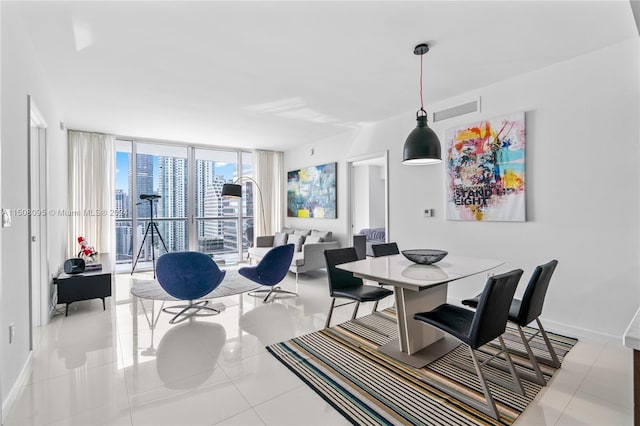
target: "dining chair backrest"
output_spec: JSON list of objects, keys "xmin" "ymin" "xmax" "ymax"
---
[
  {"xmin": 468, "ymin": 269, "xmax": 523, "ymax": 349},
  {"xmin": 352, "ymin": 234, "xmax": 367, "ymax": 260},
  {"xmin": 371, "ymin": 242, "xmax": 400, "ymax": 257},
  {"xmin": 324, "ymin": 247, "xmax": 363, "ymax": 292},
  {"xmin": 516, "ymin": 259, "xmax": 558, "ymax": 326}
]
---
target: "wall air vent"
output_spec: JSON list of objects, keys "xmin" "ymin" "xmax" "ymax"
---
[{"xmin": 432, "ymin": 99, "xmax": 480, "ymax": 123}]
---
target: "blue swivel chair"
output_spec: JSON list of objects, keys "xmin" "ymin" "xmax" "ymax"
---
[
  {"xmin": 239, "ymin": 243, "xmax": 296, "ymax": 303},
  {"xmin": 156, "ymin": 251, "xmax": 226, "ymax": 324}
]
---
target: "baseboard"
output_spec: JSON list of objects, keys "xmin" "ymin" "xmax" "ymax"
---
[
  {"xmin": 2, "ymin": 351, "xmax": 32, "ymax": 424},
  {"xmin": 540, "ymin": 318, "xmax": 621, "ymax": 344},
  {"xmin": 449, "ymin": 296, "xmax": 622, "ymax": 344}
]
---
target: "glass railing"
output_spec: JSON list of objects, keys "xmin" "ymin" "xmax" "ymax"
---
[{"xmin": 116, "ymin": 217, "xmax": 251, "ymax": 267}]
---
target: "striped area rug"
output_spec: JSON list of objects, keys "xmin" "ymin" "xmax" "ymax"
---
[{"xmin": 267, "ymin": 309, "xmax": 576, "ymax": 425}]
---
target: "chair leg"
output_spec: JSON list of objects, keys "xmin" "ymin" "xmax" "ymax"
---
[
  {"xmin": 469, "ymin": 348, "xmax": 500, "ymax": 421},
  {"xmin": 372, "ymin": 300, "xmax": 379, "ymax": 313},
  {"xmin": 453, "ymin": 337, "xmax": 525, "ymax": 396},
  {"xmin": 248, "ymin": 287, "xmax": 298, "ymax": 303},
  {"xmin": 162, "ymin": 300, "xmax": 221, "ymax": 324},
  {"xmin": 517, "ymin": 325, "xmax": 547, "ymax": 386},
  {"xmin": 325, "ymin": 298, "xmax": 336, "ymax": 328},
  {"xmin": 498, "ymin": 335, "xmax": 525, "ymax": 396},
  {"xmin": 262, "ymin": 287, "xmax": 276, "ymax": 303},
  {"xmin": 536, "ymin": 318, "xmax": 561, "ymax": 368},
  {"xmin": 351, "ymin": 301, "xmax": 360, "ymax": 320}
]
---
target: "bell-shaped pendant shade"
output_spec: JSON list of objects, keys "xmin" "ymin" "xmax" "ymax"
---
[
  {"xmin": 221, "ymin": 183, "xmax": 243, "ymax": 198},
  {"xmin": 402, "ymin": 113, "xmax": 442, "ymax": 165}
]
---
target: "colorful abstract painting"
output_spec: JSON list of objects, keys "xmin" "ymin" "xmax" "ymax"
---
[
  {"xmin": 446, "ymin": 112, "xmax": 525, "ymax": 221},
  {"xmin": 287, "ymin": 162, "xmax": 337, "ymax": 218}
]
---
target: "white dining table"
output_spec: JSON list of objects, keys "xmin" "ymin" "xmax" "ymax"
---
[{"xmin": 337, "ymin": 254, "xmax": 504, "ymax": 367}]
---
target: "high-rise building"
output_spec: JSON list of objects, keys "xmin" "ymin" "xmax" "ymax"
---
[
  {"xmin": 158, "ymin": 156, "xmax": 187, "ymax": 252},
  {"xmin": 197, "ymin": 175, "xmax": 226, "ymax": 253},
  {"xmin": 132, "ymin": 154, "xmax": 154, "ymax": 218},
  {"xmin": 115, "ymin": 222, "xmax": 133, "ymax": 262},
  {"xmin": 195, "ymin": 160, "xmax": 213, "ymax": 223},
  {"xmin": 114, "ymin": 189, "xmax": 130, "ymax": 218},
  {"xmin": 115, "ymin": 189, "xmax": 133, "ymax": 262}
]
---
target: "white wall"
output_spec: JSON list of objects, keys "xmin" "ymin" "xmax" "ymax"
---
[
  {"xmin": 285, "ymin": 38, "xmax": 640, "ymax": 339},
  {"xmin": 351, "ymin": 164, "xmax": 385, "ymax": 233},
  {"xmin": 1, "ymin": 3, "xmax": 68, "ymax": 412},
  {"xmin": 284, "ymin": 133, "xmax": 353, "ymax": 246},
  {"xmin": 352, "ymin": 166, "xmax": 369, "ymax": 233},
  {"xmin": 368, "ymin": 165, "xmax": 385, "ymax": 228}
]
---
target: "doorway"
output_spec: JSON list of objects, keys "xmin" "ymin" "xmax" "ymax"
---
[
  {"xmin": 28, "ymin": 96, "xmax": 48, "ymax": 345},
  {"xmin": 346, "ymin": 151, "xmax": 389, "ymax": 250}
]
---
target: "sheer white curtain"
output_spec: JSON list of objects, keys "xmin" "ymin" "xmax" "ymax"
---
[
  {"xmin": 67, "ymin": 131, "xmax": 115, "ymax": 256},
  {"xmin": 253, "ymin": 150, "xmax": 284, "ymax": 236}
]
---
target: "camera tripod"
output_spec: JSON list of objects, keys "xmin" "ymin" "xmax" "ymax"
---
[{"xmin": 131, "ymin": 197, "xmax": 168, "ymax": 277}]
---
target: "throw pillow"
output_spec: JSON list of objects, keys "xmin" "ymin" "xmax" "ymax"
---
[
  {"xmin": 304, "ymin": 235, "xmax": 322, "ymax": 245},
  {"xmin": 287, "ymin": 234, "xmax": 305, "ymax": 252},
  {"xmin": 273, "ymin": 232, "xmax": 288, "ymax": 247},
  {"xmin": 310, "ymin": 230, "xmax": 331, "ymax": 242},
  {"xmin": 371, "ymin": 229, "xmax": 386, "ymax": 241}
]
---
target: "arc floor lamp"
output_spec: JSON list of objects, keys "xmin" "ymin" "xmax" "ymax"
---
[{"xmin": 221, "ymin": 176, "xmax": 267, "ymax": 239}]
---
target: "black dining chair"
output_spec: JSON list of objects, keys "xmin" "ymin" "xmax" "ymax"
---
[
  {"xmin": 414, "ymin": 269, "xmax": 524, "ymax": 421},
  {"xmin": 462, "ymin": 259, "xmax": 560, "ymax": 386},
  {"xmin": 369, "ymin": 242, "xmax": 400, "ymax": 312},
  {"xmin": 371, "ymin": 242, "xmax": 400, "ymax": 257},
  {"xmin": 323, "ymin": 247, "xmax": 394, "ymax": 328}
]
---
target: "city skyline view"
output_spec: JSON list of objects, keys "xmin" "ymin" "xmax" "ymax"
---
[
  {"xmin": 114, "ymin": 144, "xmax": 254, "ymax": 265},
  {"xmin": 116, "ymin": 152, "xmax": 238, "ymax": 195}
]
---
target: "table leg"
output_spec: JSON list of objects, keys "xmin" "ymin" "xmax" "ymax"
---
[
  {"xmin": 379, "ymin": 283, "xmax": 460, "ymax": 368},
  {"xmin": 395, "ymin": 284, "xmax": 447, "ymax": 354}
]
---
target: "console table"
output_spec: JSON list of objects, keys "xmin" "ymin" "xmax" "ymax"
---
[{"xmin": 54, "ymin": 255, "xmax": 112, "ymax": 316}]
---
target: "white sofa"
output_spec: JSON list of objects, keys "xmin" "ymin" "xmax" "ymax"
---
[{"xmin": 248, "ymin": 228, "xmax": 339, "ymax": 283}]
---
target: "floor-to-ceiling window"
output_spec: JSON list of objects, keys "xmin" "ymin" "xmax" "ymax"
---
[
  {"xmin": 115, "ymin": 140, "xmax": 133, "ymax": 265},
  {"xmin": 115, "ymin": 139, "xmax": 252, "ymax": 272},
  {"xmin": 137, "ymin": 143, "xmax": 189, "ymax": 270}
]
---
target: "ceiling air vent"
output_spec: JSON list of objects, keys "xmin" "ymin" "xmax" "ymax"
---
[{"xmin": 432, "ymin": 99, "xmax": 479, "ymax": 123}]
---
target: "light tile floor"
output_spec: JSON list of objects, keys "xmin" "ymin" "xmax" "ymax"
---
[{"xmin": 4, "ymin": 268, "xmax": 634, "ymax": 425}]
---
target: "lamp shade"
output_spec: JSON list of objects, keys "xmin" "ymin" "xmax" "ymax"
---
[
  {"xmin": 221, "ymin": 183, "xmax": 242, "ymax": 198},
  {"xmin": 402, "ymin": 114, "xmax": 442, "ymax": 165}
]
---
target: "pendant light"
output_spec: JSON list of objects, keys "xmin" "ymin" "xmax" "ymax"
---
[{"xmin": 402, "ymin": 43, "xmax": 442, "ymax": 165}]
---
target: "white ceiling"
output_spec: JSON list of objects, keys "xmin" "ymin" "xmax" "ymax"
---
[{"xmin": 10, "ymin": 1, "xmax": 638, "ymax": 151}]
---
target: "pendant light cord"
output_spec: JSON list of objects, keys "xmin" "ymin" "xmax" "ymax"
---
[
  {"xmin": 418, "ymin": 52, "xmax": 427, "ymax": 117},
  {"xmin": 413, "ymin": 43, "xmax": 430, "ymax": 118},
  {"xmin": 420, "ymin": 53, "xmax": 424, "ymax": 111}
]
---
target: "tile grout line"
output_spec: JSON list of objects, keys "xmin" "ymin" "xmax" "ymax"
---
[{"xmin": 551, "ymin": 340, "xmax": 608, "ymax": 425}]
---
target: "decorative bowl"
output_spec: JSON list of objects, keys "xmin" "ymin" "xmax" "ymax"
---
[{"xmin": 401, "ymin": 249, "xmax": 448, "ymax": 265}]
